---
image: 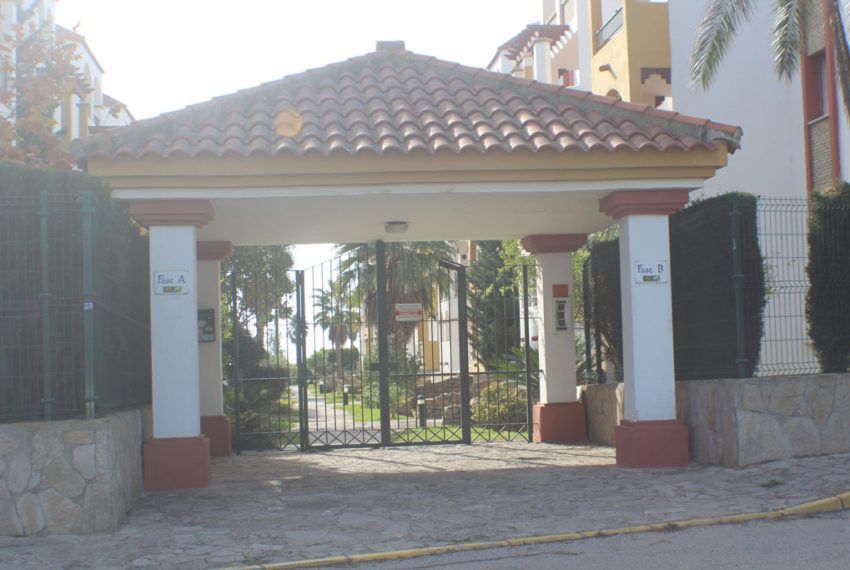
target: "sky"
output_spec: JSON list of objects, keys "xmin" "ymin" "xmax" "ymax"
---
[
  {"xmin": 55, "ymin": 0, "xmax": 542, "ymax": 270},
  {"xmin": 56, "ymin": 0, "xmax": 541, "ymax": 121}
]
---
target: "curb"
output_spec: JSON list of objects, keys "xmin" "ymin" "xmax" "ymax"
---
[{"xmin": 221, "ymin": 491, "xmax": 850, "ymax": 570}]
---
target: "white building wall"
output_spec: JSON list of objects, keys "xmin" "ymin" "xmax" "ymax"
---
[{"xmin": 668, "ymin": 1, "xmax": 807, "ymax": 199}]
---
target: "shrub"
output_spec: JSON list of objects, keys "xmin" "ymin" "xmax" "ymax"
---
[
  {"xmin": 224, "ymin": 365, "xmax": 293, "ymax": 450},
  {"xmin": 807, "ymin": 183, "xmax": 850, "ymax": 372},
  {"xmin": 587, "ymin": 239, "xmax": 622, "ymax": 378},
  {"xmin": 670, "ymin": 193, "xmax": 765, "ymax": 379},
  {"xmin": 0, "ymin": 161, "xmax": 149, "ymax": 420},
  {"xmin": 472, "ymin": 383, "xmax": 528, "ymax": 427}
]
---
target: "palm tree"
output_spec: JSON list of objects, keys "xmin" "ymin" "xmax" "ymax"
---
[
  {"xmin": 335, "ymin": 241, "xmax": 455, "ymax": 343},
  {"xmin": 222, "ymin": 245, "xmax": 294, "ymax": 365},
  {"xmin": 691, "ymin": 0, "xmax": 850, "ymax": 118},
  {"xmin": 313, "ymin": 279, "xmax": 360, "ymax": 384}
]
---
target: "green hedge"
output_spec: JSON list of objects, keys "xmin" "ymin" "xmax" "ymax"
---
[
  {"xmin": 587, "ymin": 193, "xmax": 766, "ymax": 380},
  {"xmin": 0, "ymin": 160, "xmax": 149, "ymax": 421},
  {"xmin": 807, "ymin": 183, "xmax": 850, "ymax": 372}
]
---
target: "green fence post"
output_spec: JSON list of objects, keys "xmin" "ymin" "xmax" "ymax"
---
[
  {"xmin": 582, "ymin": 258, "xmax": 593, "ymax": 383},
  {"xmin": 522, "ymin": 264, "xmax": 534, "ymax": 443},
  {"xmin": 231, "ymin": 270, "xmax": 243, "ymax": 454},
  {"xmin": 39, "ymin": 190, "xmax": 53, "ymax": 421},
  {"xmin": 731, "ymin": 193, "xmax": 749, "ymax": 378},
  {"xmin": 82, "ymin": 191, "xmax": 96, "ymax": 419}
]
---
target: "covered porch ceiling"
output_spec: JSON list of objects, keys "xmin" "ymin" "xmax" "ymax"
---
[{"xmin": 77, "ymin": 43, "xmax": 741, "ymax": 245}]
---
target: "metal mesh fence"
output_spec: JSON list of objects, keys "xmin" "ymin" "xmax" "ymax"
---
[
  {"xmin": 579, "ymin": 193, "xmax": 849, "ymax": 381},
  {"xmin": 0, "ymin": 191, "xmax": 84, "ymax": 421},
  {"xmin": 0, "ymin": 166, "xmax": 150, "ymax": 423},
  {"xmin": 754, "ymin": 198, "xmax": 817, "ymax": 376}
]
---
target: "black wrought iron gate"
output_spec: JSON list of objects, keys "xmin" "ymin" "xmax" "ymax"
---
[{"xmin": 226, "ymin": 241, "xmax": 538, "ymax": 452}]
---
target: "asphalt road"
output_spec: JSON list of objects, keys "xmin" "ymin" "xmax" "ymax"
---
[{"xmin": 369, "ymin": 511, "xmax": 850, "ymax": 569}]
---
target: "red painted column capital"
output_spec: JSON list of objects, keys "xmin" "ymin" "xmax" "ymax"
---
[
  {"xmin": 129, "ymin": 199, "xmax": 214, "ymax": 228},
  {"xmin": 598, "ymin": 189, "xmax": 690, "ymax": 219},
  {"xmin": 197, "ymin": 241, "xmax": 232, "ymax": 261},
  {"xmin": 521, "ymin": 233, "xmax": 588, "ymax": 254}
]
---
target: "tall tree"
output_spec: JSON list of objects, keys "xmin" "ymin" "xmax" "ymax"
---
[
  {"xmin": 467, "ymin": 241, "xmax": 521, "ymax": 370},
  {"xmin": 222, "ymin": 246, "xmax": 295, "ymax": 363},
  {"xmin": 690, "ymin": 0, "xmax": 850, "ymax": 120},
  {"xmin": 335, "ymin": 241, "xmax": 454, "ymax": 342},
  {"xmin": 313, "ymin": 279, "xmax": 360, "ymax": 382},
  {"xmin": 0, "ymin": 3, "xmax": 78, "ymax": 168}
]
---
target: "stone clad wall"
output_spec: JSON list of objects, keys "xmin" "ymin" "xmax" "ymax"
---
[
  {"xmin": 580, "ymin": 383, "xmax": 623, "ymax": 446},
  {"xmin": 677, "ymin": 374, "xmax": 850, "ymax": 468},
  {"xmin": 0, "ymin": 408, "xmax": 145, "ymax": 536},
  {"xmin": 582, "ymin": 374, "xmax": 850, "ymax": 468}
]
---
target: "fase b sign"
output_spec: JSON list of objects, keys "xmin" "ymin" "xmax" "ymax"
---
[{"xmin": 634, "ymin": 260, "xmax": 668, "ymax": 284}]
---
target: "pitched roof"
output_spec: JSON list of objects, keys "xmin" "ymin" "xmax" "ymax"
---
[
  {"xmin": 492, "ymin": 24, "xmax": 572, "ymax": 66},
  {"xmin": 56, "ymin": 25, "xmax": 104, "ymax": 74},
  {"xmin": 78, "ymin": 47, "xmax": 741, "ymax": 161}
]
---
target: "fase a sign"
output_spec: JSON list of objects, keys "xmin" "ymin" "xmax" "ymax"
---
[
  {"xmin": 154, "ymin": 270, "xmax": 190, "ymax": 295},
  {"xmin": 634, "ymin": 260, "xmax": 668, "ymax": 284}
]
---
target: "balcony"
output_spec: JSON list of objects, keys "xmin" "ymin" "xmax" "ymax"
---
[{"xmin": 595, "ymin": 7, "xmax": 623, "ymax": 50}]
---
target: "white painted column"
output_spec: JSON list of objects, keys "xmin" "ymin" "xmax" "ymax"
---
[
  {"xmin": 497, "ymin": 50, "xmax": 514, "ymax": 74},
  {"xmin": 197, "ymin": 259, "xmax": 223, "ymax": 417},
  {"xmin": 575, "ymin": 0, "xmax": 592, "ymax": 90},
  {"xmin": 149, "ymin": 225, "xmax": 201, "ymax": 438},
  {"xmin": 618, "ymin": 215, "xmax": 676, "ymax": 421},
  {"xmin": 533, "ymin": 39, "xmax": 553, "ymax": 84},
  {"xmin": 536, "ymin": 252, "xmax": 577, "ymax": 403}
]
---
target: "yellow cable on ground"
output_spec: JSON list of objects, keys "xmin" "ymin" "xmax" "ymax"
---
[{"xmin": 221, "ymin": 491, "xmax": 850, "ymax": 570}]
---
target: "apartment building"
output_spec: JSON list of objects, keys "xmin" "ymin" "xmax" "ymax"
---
[
  {"xmin": 0, "ymin": 0, "xmax": 133, "ymax": 147},
  {"xmin": 491, "ymin": 0, "xmax": 850, "ymax": 199}
]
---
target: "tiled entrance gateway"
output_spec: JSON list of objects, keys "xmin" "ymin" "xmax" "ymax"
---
[
  {"xmin": 3, "ymin": 445, "xmax": 850, "ymax": 568},
  {"xmin": 74, "ymin": 41, "xmax": 741, "ymax": 489}
]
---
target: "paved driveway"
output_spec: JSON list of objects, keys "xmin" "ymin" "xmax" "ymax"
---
[{"xmin": 2, "ymin": 444, "xmax": 849, "ymax": 569}]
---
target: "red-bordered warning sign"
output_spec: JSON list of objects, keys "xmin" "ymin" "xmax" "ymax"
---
[{"xmin": 394, "ymin": 303, "xmax": 424, "ymax": 322}]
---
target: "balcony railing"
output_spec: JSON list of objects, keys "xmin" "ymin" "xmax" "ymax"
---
[{"xmin": 595, "ymin": 7, "xmax": 624, "ymax": 50}]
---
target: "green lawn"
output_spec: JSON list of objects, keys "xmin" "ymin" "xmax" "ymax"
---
[{"xmin": 308, "ymin": 386, "xmax": 410, "ymax": 422}]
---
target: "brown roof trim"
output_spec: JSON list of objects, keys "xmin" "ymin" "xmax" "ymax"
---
[
  {"xmin": 598, "ymin": 190, "xmax": 690, "ymax": 219},
  {"xmin": 129, "ymin": 200, "xmax": 214, "ymax": 228}
]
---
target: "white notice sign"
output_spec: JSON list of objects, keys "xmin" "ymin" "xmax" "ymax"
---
[
  {"xmin": 634, "ymin": 261, "xmax": 668, "ymax": 284},
  {"xmin": 394, "ymin": 303, "xmax": 424, "ymax": 322},
  {"xmin": 154, "ymin": 270, "xmax": 190, "ymax": 295}
]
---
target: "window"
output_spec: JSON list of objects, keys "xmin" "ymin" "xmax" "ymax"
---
[
  {"xmin": 817, "ymin": 53, "xmax": 829, "ymax": 117},
  {"xmin": 807, "ymin": 51, "xmax": 829, "ymax": 119}
]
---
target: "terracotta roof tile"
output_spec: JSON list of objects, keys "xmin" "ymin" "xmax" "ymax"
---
[{"xmin": 78, "ymin": 49, "xmax": 741, "ymax": 162}]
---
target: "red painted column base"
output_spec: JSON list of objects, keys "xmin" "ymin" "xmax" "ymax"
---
[
  {"xmin": 615, "ymin": 420, "xmax": 690, "ymax": 468},
  {"xmin": 201, "ymin": 415, "xmax": 232, "ymax": 457},
  {"xmin": 143, "ymin": 436, "xmax": 211, "ymax": 491},
  {"xmin": 533, "ymin": 402, "xmax": 587, "ymax": 443}
]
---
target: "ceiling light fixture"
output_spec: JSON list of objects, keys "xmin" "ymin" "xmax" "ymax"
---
[{"xmin": 384, "ymin": 221, "xmax": 409, "ymax": 234}]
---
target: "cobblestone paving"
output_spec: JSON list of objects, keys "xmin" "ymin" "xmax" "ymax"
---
[{"xmin": 1, "ymin": 444, "xmax": 849, "ymax": 569}]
